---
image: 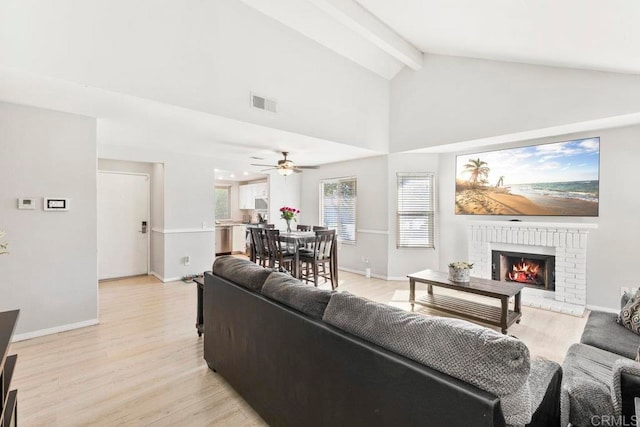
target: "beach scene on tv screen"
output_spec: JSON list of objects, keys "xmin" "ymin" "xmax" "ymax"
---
[{"xmin": 455, "ymin": 138, "xmax": 600, "ymax": 216}]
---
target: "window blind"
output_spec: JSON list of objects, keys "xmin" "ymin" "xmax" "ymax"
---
[
  {"xmin": 320, "ymin": 177, "xmax": 357, "ymax": 244},
  {"xmin": 396, "ymin": 173, "xmax": 435, "ymax": 248}
]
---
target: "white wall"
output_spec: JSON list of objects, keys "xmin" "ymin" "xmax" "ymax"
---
[
  {"xmin": 391, "ymin": 54, "xmax": 640, "ymax": 152},
  {"xmin": 436, "ymin": 125, "xmax": 640, "ymax": 311},
  {"xmin": 151, "ymin": 163, "xmax": 165, "ymax": 275},
  {"xmin": 300, "ymin": 156, "xmax": 389, "ymax": 278},
  {"xmin": 0, "ymin": 0, "xmax": 390, "ymax": 152},
  {"xmin": 0, "ymin": 102, "xmax": 97, "ymax": 336},
  {"xmin": 386, "ymin": 153, "xmax": 440, "ymax": 279},
  {"xmin": 269, "ymin": 172, "xmax": 301, "ymax": 231},
  {"xmin": 99, "ymin": 146, "xmax": 215, "ymax": 281}
]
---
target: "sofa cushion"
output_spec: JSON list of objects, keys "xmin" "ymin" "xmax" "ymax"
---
[
  {"xmin": 322, "ymin": 292, "xmax": 532, "ymax": 425},
  {"xmin": 212, "ymin": 256, "xmax": 272, "ymax": 292},
  {"xmin": 581, "ymin": 311, "xmax": 640, "ymax": 360},
  {"xmin": 262, "ymin": 272, "xmax": 333, "ymax": 319},
  {"xmin": 561, "ymin": 343, "xmax": 620, "ymax": 427},
  {"xmin": 618, "ymin": 298, "xmax": 640, "ymax": 335}
]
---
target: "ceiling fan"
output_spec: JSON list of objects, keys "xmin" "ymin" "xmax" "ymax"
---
[{"xmin": 251, "ymin": 152, "xmax": 318, "ymax": 176}]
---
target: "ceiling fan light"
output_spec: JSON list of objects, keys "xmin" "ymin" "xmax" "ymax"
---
[{"xmin": 278, "ymin": 167, "xmax": 293, "ymax": 176}]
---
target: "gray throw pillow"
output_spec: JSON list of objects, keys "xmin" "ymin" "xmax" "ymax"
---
[
  {"xmin": 622, "ymin": 291, "xmax": 636, "ymax": 309},
  {"xmin": 262, "ymin": 272, "xmax": 333, "ymax": 319},
  {"xmin": 212, "ymin": 256, "xmax": 272, "ymax": 292},
  {"xmin": 618, "ymin": 296, "xmax": 640, "ymax": 335}
]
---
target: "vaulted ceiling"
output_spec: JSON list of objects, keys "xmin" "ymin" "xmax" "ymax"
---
[
  {"xmin": 1, "ymin": 0, "xmax": 639, "ymax": 167},
  {"xmin": 246, "ymin": 0, "xmax": 640, "ymax": 78}
]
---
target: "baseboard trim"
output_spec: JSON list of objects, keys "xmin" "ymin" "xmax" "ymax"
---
[
  {"xmin": 13, "ymin": 318, "xmax": 99, "ymax": 342},
  {"xmin": 150, "ymin": 271, "xmax": 182, "ymax": 283},
  {"xmin": 150, "ymin": 271, "xmax": 164, "ymax": 282},
  {"xmin": 386, "ymin": 276, "xmax": 409, "ymax": 282},
  {"xmin": 338, "ymin": 267, "xmax": 387, "ymax": 280},
  {"xmin": 586, "ymin": 304, "xmax": 618, "ymax": 314}
]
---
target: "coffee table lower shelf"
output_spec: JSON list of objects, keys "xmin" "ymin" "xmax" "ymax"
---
[{"xmin": 411, "ymin": 293, "xmax": 521, "ymax": 333}]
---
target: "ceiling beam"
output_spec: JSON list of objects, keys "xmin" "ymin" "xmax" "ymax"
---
[{"xmin": 307, "ymin": 0, "xmax": 423, "ymax": 70}]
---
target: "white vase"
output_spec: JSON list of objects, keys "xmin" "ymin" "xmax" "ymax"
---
[{"xmin": 449, "ymin": 267, "xmax": 471, "ymax": 282}]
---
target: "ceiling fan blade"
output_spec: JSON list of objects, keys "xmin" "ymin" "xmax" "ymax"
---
[
  {"xmin": 251, "ymin": 163, "xmax": 277, "ymax": 167},
  {"xmin": 293, "ymin": 168, "xmax": 303, "ymax": 174},
  {"xmin": 295, "ymin": 165, "xmax": 319, "ymax": 169},
  {"xmin": 260, "ymin": 168, "xmax": 277, "ymax": 172}
]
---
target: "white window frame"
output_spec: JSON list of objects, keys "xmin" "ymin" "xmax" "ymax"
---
[
  {"xmin": 396, "ymin": 172, "xmax": 435, "ymax": 249},
  {"xmin": 319, "ymin": 176, "xmax": 357, "ymax": 245}
]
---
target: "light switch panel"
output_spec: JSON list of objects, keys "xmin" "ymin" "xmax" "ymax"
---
[{"xmin": 17, "ymin": 198, "xmax": 36, "ymax": 209}]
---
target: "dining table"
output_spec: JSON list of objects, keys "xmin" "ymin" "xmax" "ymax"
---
[{"xmin": 277, "ymin": 231, "xmax": 339, "ymax": 287}]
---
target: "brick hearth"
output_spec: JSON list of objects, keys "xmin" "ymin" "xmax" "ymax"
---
[{"xmin": 467, "ymin": 221, "xmax": 597, "ymax": 316}]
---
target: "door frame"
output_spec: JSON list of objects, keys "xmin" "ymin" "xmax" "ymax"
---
[{"xmin": 97, "ymin": 170, "xmax": 151, "ymax": 278}]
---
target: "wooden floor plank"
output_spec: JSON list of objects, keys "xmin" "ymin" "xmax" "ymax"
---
[{"xmin": 10, "ymin": 269, "xmax": 587, "ymax": 426}]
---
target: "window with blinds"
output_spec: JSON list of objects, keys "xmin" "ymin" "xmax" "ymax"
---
[
  {"xmin": 320, "ymin": 177, "xmax": 357, "ymax": 244},
  {"xmin": 215, "ymin": 186, "xmax": 231, "ymax": 220},
  {"xmin": 397, "ymin": 173, "xmax": 435, "ymax": 248}
]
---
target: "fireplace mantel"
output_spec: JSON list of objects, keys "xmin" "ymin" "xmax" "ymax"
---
[{"xmin": 467, "ymin": 220, "xmax": 598, "ymax": 230}]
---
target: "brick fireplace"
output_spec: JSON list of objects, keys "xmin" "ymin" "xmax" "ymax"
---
[{"xmin": 468, "ymin": 221, "xmax": 597, "ymax": 316}]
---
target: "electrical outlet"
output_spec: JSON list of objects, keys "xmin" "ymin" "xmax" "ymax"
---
[{"xmin": 184, "ymin": 256, "xmax": 191, "ymax": 266}]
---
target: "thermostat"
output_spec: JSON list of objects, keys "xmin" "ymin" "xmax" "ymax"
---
[
  {"xmin": 44, "ymin": 198, "xmax": 69, "ymax": 211},
  {"xmin": 17, "ymin": 198, "xmax": 36, "ymax": 210}
]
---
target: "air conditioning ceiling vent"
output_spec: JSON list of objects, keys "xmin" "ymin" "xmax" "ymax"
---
[{"xmin": 251, "ymin": 93, "xmax": 277, "ymax": 113}]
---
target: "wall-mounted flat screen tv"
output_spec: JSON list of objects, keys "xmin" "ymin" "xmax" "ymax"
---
[{"xmin": 455, "ymin": 137, "xmax": 599, "ymax": 216}]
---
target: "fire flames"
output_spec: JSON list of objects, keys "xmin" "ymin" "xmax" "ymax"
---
[{"xmin": 508, "ymin": 259, "xmax": 540, "ymax": 284}]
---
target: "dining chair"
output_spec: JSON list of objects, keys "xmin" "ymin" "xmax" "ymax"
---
[
  {"xmin": 249, "ymin": 227, "xmax": 269, "ymax": 267},
  {"xmin": 312, "ymin": 226, "xmax": 328, "ymax": 231},
  {"xmin": 299, "ymin": 229, "xmax": 336, "ymax": 289},
  {"xmin": 265, "ymin": 229, "xmax": 296, "ymax": 275},
  {"xmin": 296, "ymin": 225, "xmax": 312, "ymax": 232}
]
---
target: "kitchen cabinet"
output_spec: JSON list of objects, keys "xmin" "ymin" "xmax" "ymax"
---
[
  {"xmin": 254, "ymin": 182, "xmax": 268, "ymax": 197},
  {"xmin": 239, "ymin": 185, "xmax": 252, "ymax": 209},
  {"xmin": 239, "ymin": 182, "xmax": 268, "ymax": 210},
  {"xmin": 232, "ymin": 225, "xmax": 247, "ymax": 253}
]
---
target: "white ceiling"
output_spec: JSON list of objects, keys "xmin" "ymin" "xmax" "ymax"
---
[
  {"xmin": 3, "ymin": 0, "xmax": 640, "ymax": 168},
  {"xmin": 0, "ymin": 68, "xmax": 382, "ymax": 169},
  {"xmin": 356, "ymin": 0, "xmax": 640, "ymax": 75},
  {"xmin": 239, "ymin": 0, "xmax": 640, "ymax": 76},
  {"xmin": 215, "ymin": 170, "xmax": 267, "ymax": 182}
]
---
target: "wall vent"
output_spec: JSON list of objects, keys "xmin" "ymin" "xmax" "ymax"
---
[{"xmin": 251, "ymin": 93, "xmax": 277, "ymax": 113}]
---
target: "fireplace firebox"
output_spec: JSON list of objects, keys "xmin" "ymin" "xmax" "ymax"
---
[{"xmin": 492, "ymin": 250, "xmax": 555, "ymax": 291}]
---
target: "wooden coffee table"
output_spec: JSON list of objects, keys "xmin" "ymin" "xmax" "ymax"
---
[{"xmin": 408, "ymin": 269, "xmax": 524, "ymax": 334}]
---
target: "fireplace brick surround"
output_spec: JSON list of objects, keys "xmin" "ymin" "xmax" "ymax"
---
[{"xmin": 467, "ymin": 221, "xmax": 597, "ymax": 316}]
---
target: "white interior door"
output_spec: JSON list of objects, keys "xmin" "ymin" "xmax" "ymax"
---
[{"xmin": 98, "ymin": 172, "xmax": 149, "ymax": 280}]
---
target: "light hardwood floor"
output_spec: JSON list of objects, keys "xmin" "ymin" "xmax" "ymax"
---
[{"xmin": 11, "ymin": 271, "xmax": 587, "ymax": 426}]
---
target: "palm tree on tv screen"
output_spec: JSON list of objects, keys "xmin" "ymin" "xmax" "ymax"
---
[{"xmin": 464, "ymin": 158, "xmax": 490, "ymax": 187}]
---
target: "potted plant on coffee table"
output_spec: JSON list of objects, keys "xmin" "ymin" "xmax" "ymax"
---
[{"xmin": 448, "ymin": 261, "xmax": 473, "ymax": 282}]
